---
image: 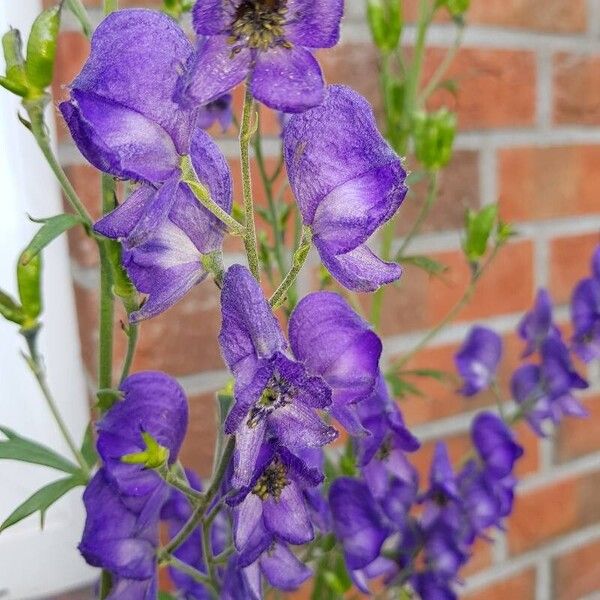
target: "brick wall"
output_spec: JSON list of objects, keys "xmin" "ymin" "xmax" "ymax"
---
[{"xmin": 47, "ymin": 1, "xmax": 600, "ymax": 598}]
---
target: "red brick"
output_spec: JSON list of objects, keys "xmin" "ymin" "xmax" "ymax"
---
[
  {"xmin": 554, "ymin": 53, "xmax": 600, "ymax": 126},
  {"xmin": 403, "ymin": 0, "xmax": 586, "ymax": 33},
  {"xmin": 463, "ymin": 568, "xmax": 536, "ymax": 600},
  {"xmin": 73, "ymin": 279, "xmax": 225, "ymax": 379},
  {"xmin": 553, "ymin": 538, "xmax": 600, "ymax": 600},
  {"xmin": 499, "ymin": 146, "xmax": 600, "ymax": 222},
  {"xmin": 556, "ymin": 395, "xmax": 600, "ymax": 463},
  {"xmin": 507, "ymin": 472, "xmax": 600, "ymax": 555},
  {"xmin": 549, "ymin": 233, "xmax": 600, "ymax": 304},
  {"xmin": 397, "ymin": 151, "xmax": 480, "ymax": 236},
  {"xmin": 320, "ymin": 45, "xmax": 536, "ymax": 130}
]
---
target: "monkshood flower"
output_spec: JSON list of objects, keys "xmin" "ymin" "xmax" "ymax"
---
[
  {"xmin": 95, "ymin": 127, "xmax": 233, "ymax": 322},
  {"xmin": 455, "ymin": 326, "xmax": 502, "ymax": 397},
  {"xmin": 161, "ymin": 470, "xmax": 228, "ymax": 599},
  {"xmin": 284, "ymin": 85, "xmax": 407, "ymax": 291},
  {"xmin": 329, "ymin": 478, "xmax": 390, "ymax": 571},
  {"xmin": 96, "ymin": 371, "xmax": 188, "ymax": 500},
  {"xmin": 289, "ymin": 291, "xmax": 382, "ymax": 434},
  {"xmin": 79, "ymin": 469, "xmax": 163, "ymax": 600},
  {"xmin": 571, "ymin": 246, "xmax": 600, "ymax": 362},
  {"xmin": 511, "ymin": 337, "xmax": 588, "ymax": 436},
  {"xmin": 221, "ymin": 559, "xmax": 261, "ymax": 600},
  {"xmin": 177, "ymin": 0, "xmax": 344, "ymax": 113},
  {"xmin": 197, "ymin": 94, "xmax": 233, "ymax": 132},
  {"xmin": 356, "ymin": 374, "xmax": 420, "ymax": 466},
  {"xmin": 219, "ymin": 265, "xmax": 337, "ymax": 487},
  {"xmin": 518, "ymin": 289, "xmax": 561, "ymax": 357}
]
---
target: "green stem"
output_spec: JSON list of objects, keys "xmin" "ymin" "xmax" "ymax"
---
[
  {"xmin": 269, "ymin": 226, "xmax": 312, "ymax": 309},
  {"xmin": 22, "ymin": 328, "xmax": 90, "ymax": 475},
  {"xmin": 65, "ymin": 0, "xmax": 93, "ymax": 38},
  {"xmin": 168, "ymin": 555, "xmax": 218, "ymax": 595},
  {"xmin": 394, "ymin": 171, "xmax": 439, "ymax": 260},
  {"xmin": 118, "ymin": 323, "xmax": 138, "ymax": 385},
  {"xmin": 99, "ymin": 572, "xmax": 112, "ymax": 599},
  {"xmin": 391, "ymin": 246, "xmax": 501, "ymax": 371},
  {"xmin": 26, "ymin": 102, "xmax": 92, "ymax": 225},
  {"xmin": 240, "ymin": 87, "xmax": 260, "ymax": 280},
  {"xmin": 158, "ymin": 463, "xmax": 205, "ymax": 503},
  {"xmin": 162, "ymin": 436, "xmax": 235, "ymax": 556},
  {"xmin": 103, "ymin": 0, "xmax": 118, "ymax": 14}
]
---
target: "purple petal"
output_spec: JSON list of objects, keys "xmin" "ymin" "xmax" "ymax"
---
[
  {"xmin": 593, "ymin": 245, "xmax": 600, "ymax": 282},
  {"xmin": 329, "ymin": 478, "xmax": 389, "ymax": 570},
  {"xmin": 232, "ymin": 419, "xmax": 267, "ymax": 488},
  {"xmin": 318, "ymin": 242, "xmax": 402, "ymax": 292},
  {"xmin": 71, "ymin": 9, "xmax": 193, "ymax": 152},
  {"xmin": 219, "ymin": 265, "xmax": 286, "ymax": 373},
  {"xmin": 263, "ymin": 483, "xmax": 314, "ymax": 544},
  {"xmin": 176, "ymin": 36, "xmax": 251, "ymax": 108},
  {"xmin": 233, "ymin": 492, "xmax": 264, "ymax": 551},
  {"xmin": 259, "ymin": 542, "xmax": 312, "ymax": 591},
  {"xmin": 251, "ymin": 46, "xmax": 324, "ymax": 113},
  {"xmin": 60, "ymin": 92, "xmax": 179, "ymax": 183},
  {"xmin": 106, "ymin": 577, "xmax": 157, "ymax": 600},
  {"xmin": 284, "ymin": 85, "xmax": 403, "ymax": 225},
  {"xmin": 192, "ymin": 0, "xmax": 235, "ymax": 35},
  {"xmin": 284, "ymin": 0, "xmax": 344, "ymax": 48}
]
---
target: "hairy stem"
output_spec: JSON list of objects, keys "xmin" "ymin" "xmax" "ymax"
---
[
  {"xmin": 240, "ymin": 87, "xmax": 260, "ymax": 280},
  {"xmin": 22, "ymin": 328, "xmax": 90, "ymax": 475}
]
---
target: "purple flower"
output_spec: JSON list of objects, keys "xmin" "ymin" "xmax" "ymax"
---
[
  {"xmin": 60, "ymin": 10, "xmax": 233, "ymax": 321},
  {"xmin": 79, "ymin": 469, "xmax": 163, "ymax": 598},
  {"xmin": 455, "ymin": 326, "xmax": 502, "ymax": 397},
  {"xmin": 511, "ymin": 338, "xmax": 588, "ymax": 435},
  {"xmin": 289, "ymin": 291, "xmax": 382, "ymax": 435},
  {"xmin": 197, "ymin": 94, "xmax": 234, "ymax": 132},
  {"xmin": 177, "ymin": 0, "xmax": 344, "ymax": 113},
  {"xmin": 284, "ymin": 86, "xmax": 407, "ymax": 291},
  {"xmin": 96, "ymin": 371, "xmax": 188, "ymax": 499},
  {"xmin": 228, "ymin": 443, "xmax": 320, "ymax": 569},
  {"xmin": 472, "ymin": 412, "xmax": 523, "ymax": 480},
  {"xmin": 571, "ymin": 277, "xmax": 600, "ymax": 363},
  {"xmin": 329, "ymin": 478, "xmax": 390, "ymax": 571},
  {"xmin": 412, "ymin": 572, "xmax": 457, "ymax": 600},
  {"xmin": 221, "ymin": 559, "xmax": 261, "ymax": 600},
  {"xmin": 518, "ymin": 289, "xmax": 561, "ymax": 357},
  {"xmin": 219, "ymin": 265, "xmax": 337, "ymax": 487}
]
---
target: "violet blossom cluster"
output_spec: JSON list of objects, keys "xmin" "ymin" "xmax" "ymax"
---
[{"xmin": 53, "ymin": 2, "xmax": 594, "ymax": 599}]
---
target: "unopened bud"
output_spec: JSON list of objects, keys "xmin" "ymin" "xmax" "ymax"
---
[
  {"xmin": 25, "ymin": 5, "xmax": 61, "ymax": 92},
  {"xmin": 413, "ymin": 109, "xmax": 457, "ymax": 171},
  {"xmin": 367, "ymin": 0, "xmax": 402, "ymax": 54}
]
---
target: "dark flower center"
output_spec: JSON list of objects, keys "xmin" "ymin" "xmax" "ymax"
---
[
  {"xmin": 376, "ymin": 436, "xmax": 393, "ymax": 461},
  {"xmin": 252, "ymin": 459, "xmax": 289, "ymax": 500},
  {"xmin": 247, "ymin": 374, "xmax": 293, "ymax": 428},
  {"xmin": 231, "ymin": 0, "xmax": 291, "ymax": 51}
]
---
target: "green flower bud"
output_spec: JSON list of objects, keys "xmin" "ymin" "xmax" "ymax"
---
[
  {"xmin": 412, "ymin": 108, "xmax": 457, "ymax": 171},
  {"xmin": 17, "ymin": 251, "xmax": 42, "ymax": 326},
  {"xmin": 1, "ymin": 29, "xmax": 29, "ymax": 97},
  {"xmin": 0, "ymin": 289, "xmax": 25, "ymax": 326},
  {"xmin": 25, "ymin": 5, "xmax": 61, "ymax": 93},
  {"xmin": 367, "ymin": 0, "xmax": 402, "ymax": 54}
]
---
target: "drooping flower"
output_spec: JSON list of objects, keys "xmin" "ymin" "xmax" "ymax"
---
[
  {"xmin": 228, "ymin": 442, "xmax": 320, "ymax": 572},
  {"xmin": 571, "ymin": 248, "xmax": 600, "ymax": 362},
  {"xmin": 60, "ymin": 10, "xmax": 233, "ymax": 321},
  {"xmin": 518, "ymin": 289, "xmax": 561, "ymax": 357},
  {"xmin": 289, "ymin": 291, "xmax": 383, "ymax": 434},
  {"xmin": 79, "ymin": 469, "xmax": 164, "ymax": 599},
  {"xmin": 219, "ymin": 265, "xmax": 337, "ymax": 487},
  {"xmin": 197, "ymin": 94, "xmax": 234, "ymax": 132},
  {"xmin": 177, "ymin": 0, "xmax": 344, "ymax": 113},
  {"xmin": 454, "ymin": 326, "xmax": 502, "ymax": 397},
  {"xmin": 511, "ymin": 337, "xmax": 588, "ymax": 436},
  {"xmin": 329, "ymin": 478, "xmax": 390, "ymax": 571},
  {"xmin": 284, "ymin": 85, "xmax": 407, "ymax": 291},
  {"xmin": 96, "ymin": 371, "xmax": 189, "ymax": 500}
]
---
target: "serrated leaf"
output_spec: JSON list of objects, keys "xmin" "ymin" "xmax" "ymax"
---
[
  {"xmin": 80, "ymin": 424, "xmax": 97, "ymax": 470},
  {"xmin": 20, "ymin": 214, "xmax": 84, "ymax": 265},
  {"xmin": 0, "ymin": 426, "xmax": 79, "ymax": 474},
  {"xmin": 0, "ymin": 475, "xmax": 83, "ymax": 533},
  {"xmin": 385, "ymin": 374, "xmax": 425, "ymax": 399},
  {"xmin": 400, "ymin": 255, "xmax": 448, "ymax": 277}
]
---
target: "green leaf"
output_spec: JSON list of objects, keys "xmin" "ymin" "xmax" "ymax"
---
[
  {"xmin": 158, "ymin": 593, "xmax": 177, "ymax": 600},
  {"xmin": 463, "ymin": 204, "xmax": 498, "ymax": 262},
  {"xmin": 400, "ymin": 254, "xmax": 448, "ymax": 277},
  {"xmin": 0, "ymin": 475, "xmax": 83, "ymax": 533},
  {"xmin": 216, "ymin": 381, "xmax": 234, "ymax": 427},
  {"xmin": 80, "ymin": 424, "xmax": 97, "ymax": 470},
  {"xmin": 385, "ymin": 374, "xmax": 425, "ymax": 399},
  {"xmin": 0, "ymin": 426, "xmax": 79, "ymax": 474},
  {"xmin": 20, "ymin": 214, "xmax": 84, "ymax": 265},
  {"xmin": 400, "ymin": 368, "xmax": 459, "ymax": 386}
]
